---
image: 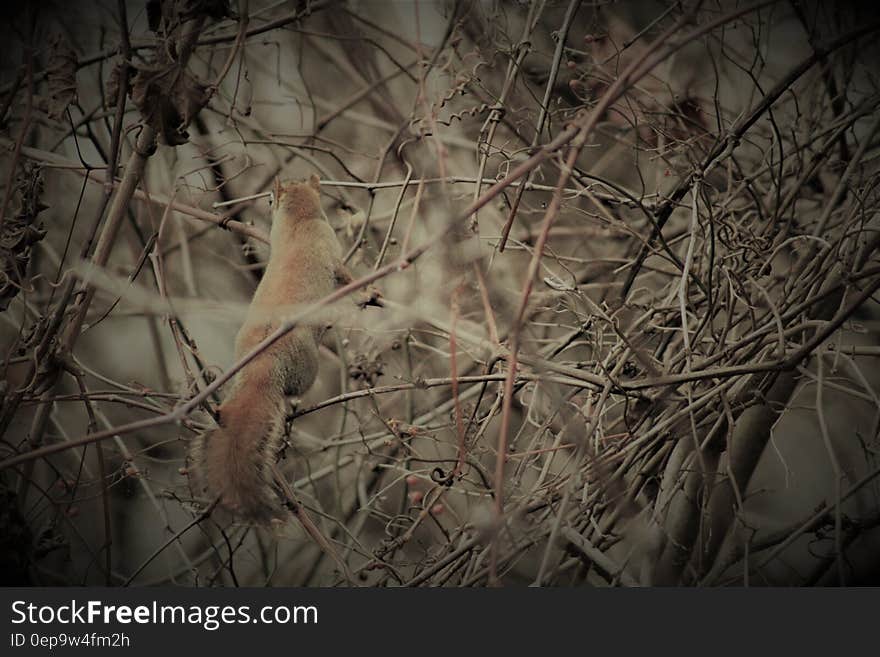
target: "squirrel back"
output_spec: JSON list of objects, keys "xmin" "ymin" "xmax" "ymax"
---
[{"xmin": 189, "ymin": 175, "xmax": 346, "ymax": 521}]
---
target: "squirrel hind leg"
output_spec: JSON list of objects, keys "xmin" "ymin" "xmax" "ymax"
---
[{"xmin": 275, "ymin": 329, "xmax": 320, "ymax": 396}]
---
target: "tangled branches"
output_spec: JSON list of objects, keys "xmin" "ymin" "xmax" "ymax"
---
[{"xmin": 1, "ymin": 0, "xmax": 879, "ymax": 587}]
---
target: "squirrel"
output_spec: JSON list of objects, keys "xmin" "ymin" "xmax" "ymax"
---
[{"xmin": 189, "ymin": 175, "xmax": 355, "ymax": 522}]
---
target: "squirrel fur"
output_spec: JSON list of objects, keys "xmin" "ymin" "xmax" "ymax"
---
[{"xmin": 189, "ymin": 175, "xmax": 350, "ymax": 521}]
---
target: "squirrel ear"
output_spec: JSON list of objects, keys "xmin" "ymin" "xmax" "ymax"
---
[
  {"xmin": 308, "ymin": 173, "xmax": 321, "ymax": 192},
  {"xmin": 273, "ymin": 177, "xmax": 282, "ymax": 201}
]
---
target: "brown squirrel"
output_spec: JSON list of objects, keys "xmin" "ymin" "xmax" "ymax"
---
[{"xmin": 189, "ymin": 175, "xmax": 353, "ymax": 521}]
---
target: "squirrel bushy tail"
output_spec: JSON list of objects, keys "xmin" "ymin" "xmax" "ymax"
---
[{"xmin": 189, "ymin": 364, "xmax": 288, "ymax": 522}]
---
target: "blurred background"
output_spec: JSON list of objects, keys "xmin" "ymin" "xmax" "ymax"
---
[{"xmin": 1, "ymin": 0, "xmax": 880, "ymax": 586}]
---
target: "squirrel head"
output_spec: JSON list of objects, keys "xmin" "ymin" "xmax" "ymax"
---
[{"xmin": 270, "ymin": 174, "xmax": 323, "ymax": 224}]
